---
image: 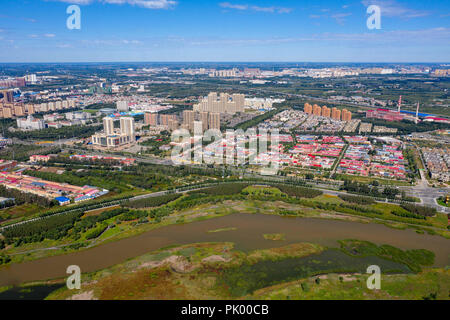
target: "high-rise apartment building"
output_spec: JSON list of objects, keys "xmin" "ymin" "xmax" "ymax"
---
[
  {"xmin": 168, "ymin": 119, "xmax": 179, "ymax": 131},
  {"xmin": 120, "ymin": 117, "xmax": 135, "ymax": 142},
  {"xmin": 200, "ymin": 112, "xmax": 209, "ymax": 131},
  {"xmin": 25, "ymin": 104, "xmax": 35, "ymax": 115},
  {"xmin": 160, "ymin": 114, "xmax": 177, "ymax": 126},
  {"xmin": 0, "ymin": 90, "xmax": 14, "ymax": 104},
  {"xmin": 39, "ymin": 103, "xmax": 48, "ymax": 113},
  {"xmin": 313, "ymin": 104, "xmax": 322, "ymax": 117},
  {"xmin": 322, "ymin": 106, "xmax": 331, "ymax": 118},
  {"xmin": 331, "ymin": 108, "xmax": 341, "ymax": 121},
  {"xmin": 145, "ymin": 112, "xmax": 159, "ymax": 126},
  {"xmin": 13, "ymin": 105, "xmax": 25, "ymax": 117},
  {"xmin": 103, "ymin": 117, "xmax": 115, "ymax": 135},
  {"xmin": 208, "ymin": 112, "xmax": 221, "ymax": 131},
  {"xmin": 342, "ymin": 109, "xmax": 352, "ymax": 121},
  {"xmin": 183, "ymin": 110, "xmax": 195, "ymax": 131},
  {"xmin": 1, "ymin": 107, "xmax": 13, "ymax": 119},
  {"xmin": 194, "ymin": 92, "xmax": 245, "ymax": 114},
  {"xmin": 117, "ymin": 101, "xmax": 129, "ymax": 112},
  {"xmin": 304, "ymin": 103, "xmax": 313, "ymax": 114},
  {"xmin": 193, "ymin": 121, "xmax": 203, "ymax": 136},
  {"xmin": 25, "ymin": 74, "xmax": 37, "ymax": 84}
]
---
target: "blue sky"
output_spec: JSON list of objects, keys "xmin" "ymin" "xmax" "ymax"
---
[{"xmin": 0, "ymin": 0, "xmax": 449, "ymax": 62}]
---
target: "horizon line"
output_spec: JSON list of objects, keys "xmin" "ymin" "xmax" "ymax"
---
[{"xmin": 0, "ymin": 61, "xmax": 449, "ymax": 65}]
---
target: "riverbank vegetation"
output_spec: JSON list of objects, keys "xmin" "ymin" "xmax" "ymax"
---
[
  {"xmin": 1, "ymin": 184, "xmax": 448, "ymax": 266},
  {"xmin": 34, "ymin": 240, "xmax": 446, "ymax": 300}
]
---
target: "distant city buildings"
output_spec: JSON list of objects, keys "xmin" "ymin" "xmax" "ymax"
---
[
  {"xmin": 16, "ymin": 111, "xmax": 91, "ymax": 131},
  {"xmin": 144, "ymin": 112, "xmax": 180, "ymax": 132},
  {"xmin": 194, "ymin": 92, "xmax": 245, "ymax": 115},
  {"xmin": 182, "ymin": 110, "xmax": 221, "ymax": 132},
  {"xmin": 432, "ymin": 69, "xmax": 450, "ymax": 77},
  {"xmin": 0, "ymin": 77, "xmax": 26, "ymax": 88},
  {"xmin": 304, "ymin": 103, "xmax": 351, "ymax": 122},
  {"xmin": 24, "ymin": 74, "xmax": 37, "ymax": 85},
  {"xmin": 209, "ymin": 69, "xmax": 238, "ymax": 78},
  {"xmin": 0, "ymin": 90, "xmax": 14, "ymax": 103},
  {"xmin": 0, "ymin": 98, "xmax": 77, "ymax": 119},
  {"xmin": 244, "ymin": 98, "xmax": 283, "ymax": 111}
]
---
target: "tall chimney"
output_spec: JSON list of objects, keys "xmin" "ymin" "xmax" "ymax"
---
[{"xmin": 415, "ymin": 102, "xmax": 420, "ymax": 124}]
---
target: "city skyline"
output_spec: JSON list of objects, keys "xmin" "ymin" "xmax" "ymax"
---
[{"xmin": 0, "ymin": 0, "xmax": 448, "ymax": 62}]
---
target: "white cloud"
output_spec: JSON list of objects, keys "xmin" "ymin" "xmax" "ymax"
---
[
  {"xmin": 361, "ymin": 0, "xmax": 429, "ymax": 18},
  {"xmin": 219, "ymin": 2, "xmax": 248, "ymax": 10},
  {"xmin": 331, "ymin": 12, "xmax": 352, "ymax": 25},
  {"xmin": 219, "ymin": 2, "xmax": 292, "ymax": 14},
  {"xmin": 51, "ymin": 0, "xmax": 92, "ymax": 4},
  {"xmin": 80, "ymin": 39, "xmax": 144, "ymax": 46},
  {"xmin": 27, "ymin": 33, "xmax": 56, "ymax": 39},
  {"xmin": 50, "ymin": 0, "xmax": 177, "ymax": 9},
  {"xmin": 188, "ymin": 28, "xmax": 450, "ymax": 46}
]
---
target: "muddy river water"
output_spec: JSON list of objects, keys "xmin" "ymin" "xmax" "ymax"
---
[{"xmin": 1, "ymin": 213, "xmax": 449, "ymax": 286}]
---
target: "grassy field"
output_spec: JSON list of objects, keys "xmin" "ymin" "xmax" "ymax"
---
[
  {"xmin": 0, "ymin": 204, "xmax": 44, "ymax": 226},
  {"xmin": 334, "ymin": 174, "xmax": 413, "ymax": 187},
  {"xmin": 437, "ymin": 198, "xmax": 450, "ymax": 208},
  {"xmin": 252, "ymin": 269, "xmax": 450, "ymax": 300}
]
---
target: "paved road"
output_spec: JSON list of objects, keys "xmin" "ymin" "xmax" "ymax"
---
[{"xmin": 399, "ymin": 169, "xmax": 450, "ymax": 213}]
